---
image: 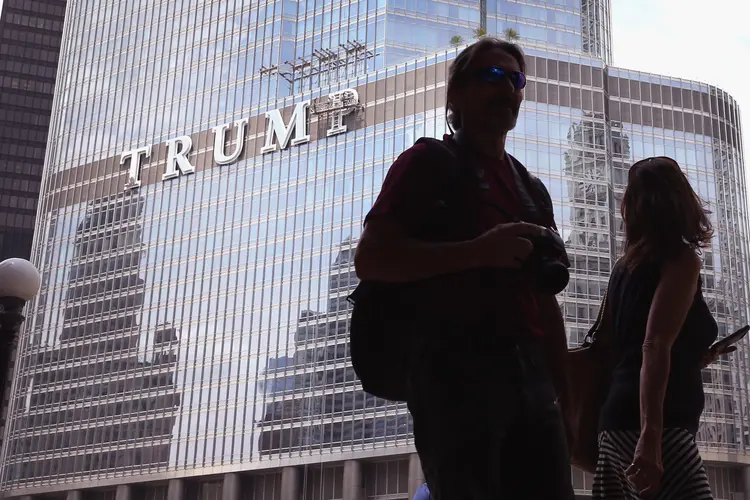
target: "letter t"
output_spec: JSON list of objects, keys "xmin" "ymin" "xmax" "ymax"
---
[{"xmin": 120, "ymin": 145, "xmax": 151, "ymax": 190}]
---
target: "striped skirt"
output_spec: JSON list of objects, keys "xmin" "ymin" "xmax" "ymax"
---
[{"xmin": 593, "ymin": 428, "xmax": 713, "ymax": 500}]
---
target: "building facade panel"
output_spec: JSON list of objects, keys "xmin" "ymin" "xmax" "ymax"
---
[{"xmin": 0, "ymin": 1, "xmax": 747, "ymax": 499}]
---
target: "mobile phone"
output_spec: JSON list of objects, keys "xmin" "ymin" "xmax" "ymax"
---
[{"xmin": 710, "ymin": 325, "xmax": 750, "ymax": 353}]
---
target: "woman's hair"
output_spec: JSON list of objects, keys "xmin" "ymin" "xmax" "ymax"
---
[
  {"xmin": 446, "ymin": 37, "xmax": 526, "ymax": 132},
  {"xmin": 621, "ymin": 156, "xmax": 713, "ymax": 269}
]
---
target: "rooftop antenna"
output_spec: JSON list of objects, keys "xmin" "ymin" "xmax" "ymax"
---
[{"xmin": 260, "ymin": 40, "xmax": 377, "ymax": 92}]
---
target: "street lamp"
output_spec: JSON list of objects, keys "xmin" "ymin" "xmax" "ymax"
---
[{"xmin": 0, "ymin": 258, "xmax": 41, "ymax": 403}]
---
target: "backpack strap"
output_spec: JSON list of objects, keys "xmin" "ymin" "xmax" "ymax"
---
[
  {"xmin": 414, "ymin": 137, "xmax": 556, "ymax": 230},
  {"xmin": 414, "ymin": 137, "xmax": 466, "ymax": 183},
  {"xmin": 413, "ymin": 136, "xmax": 479, "ymax": 213},
  {"xmin": 407, "ymin": 137, "xmax": 479, "ymax": 242},
  {"xmin": 415, "ymin": 136, "xmax": 455, "ymax": 156}
]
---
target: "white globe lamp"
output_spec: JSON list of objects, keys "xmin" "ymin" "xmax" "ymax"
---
[
  {"xmin": 0, "ymin": 258, "xmax": 41, "ymax": 405},
  {"xmin": 0, "ymin": 258, "xmax": 41, "ymax": 301}
]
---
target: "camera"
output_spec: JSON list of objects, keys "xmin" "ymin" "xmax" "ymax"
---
[{"xmin": 521, "ymin": 227, "xmax": 570, "ymax": 295}]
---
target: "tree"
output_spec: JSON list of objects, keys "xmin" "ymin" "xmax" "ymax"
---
[
  {"xmin": 503, "ymin": 28, "xmax": 520, "ymax": 41},
  {"xmin": 473, "ymin": 27, "xmax": 487, "ymax": 39},
  {"xmin": 449, "ymin": 35, "xmax": 464, "ymax": 47}
]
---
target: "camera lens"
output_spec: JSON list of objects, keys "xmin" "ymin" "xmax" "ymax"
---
[{"xmin": 534, "ymin": 262, "xmax": 570, "ymax": 295}]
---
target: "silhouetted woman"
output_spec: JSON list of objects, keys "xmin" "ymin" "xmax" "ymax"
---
[{"xmin": 593, "ymin": 157, "xmax": 724, "ymax": 500}]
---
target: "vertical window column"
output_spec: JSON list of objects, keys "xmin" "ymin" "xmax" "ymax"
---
[
  {"xmin": 222, "ymin": 472, "xmax": 241, "ymax": 500},
  {"xmin": 407, "ymin": 453, "xmax": 424, "ymax": 499},
  {"xmin": 281, "ymin": 466, "xmax": 301, "ymax": 500},
  {"xmin": 343, "ymin": 460, "xmax": 364, "ymax": 500},
  {"xmin": 115, "ymin": 484, "xmax": 133, "ymax": 500},
  {"xmin": 167, "ymin": 479, "xmax": 184, "ymax": 500}
]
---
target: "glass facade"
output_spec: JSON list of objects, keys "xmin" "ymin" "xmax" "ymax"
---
[
  {"xmin": 0, "ymin": 1, "xmax": 746, "ymax": 499},
  {"xmin": 385, "ymin": 0, "xmax": 611, "ymax": 65}
]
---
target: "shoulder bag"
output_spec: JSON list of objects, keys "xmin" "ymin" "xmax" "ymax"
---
[{"xmin": 567, "ymin": 289, "xmax": 613, "ymax": 474}]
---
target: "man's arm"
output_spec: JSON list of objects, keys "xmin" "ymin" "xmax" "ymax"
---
[
  {"xmin": 355, "ymin": 218, "xmax": 542, "ymax": 283},
  {"xmin": 531, "ymin": 176, "xmax": 571, "ymax": 399},
  {"xmin": 355, "ymin": 219, "xmax": 484, "ymax": 283},
  {"xmin": 538, "ymin": 294, "xmax": 576, "ymax": 452},
  {"xmin": 537, "ymin": 295, "xmax": 570, "ymax": 402}
]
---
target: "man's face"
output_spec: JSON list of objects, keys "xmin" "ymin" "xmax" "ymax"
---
[{"xmin": 452, "ymin": 48, "xmax": 524, "ymax": 133}]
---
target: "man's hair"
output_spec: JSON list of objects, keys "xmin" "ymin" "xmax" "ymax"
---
[{"xmin": 446, "ymin": 37, "xmax": 526, "ymax": 132}]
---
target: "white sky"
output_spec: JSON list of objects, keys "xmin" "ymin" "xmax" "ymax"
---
[{"xmin": 611, "ymin": 0, "xmax": 750, "ymax": 167}]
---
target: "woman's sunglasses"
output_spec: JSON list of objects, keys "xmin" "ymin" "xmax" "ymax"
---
[
  {"xmin": 474, "ymin": 66, "xmax": 527, "ymax": 90},
  {"xmin": 629, "ymin": 156, "xmax": 680, "ymax": 180}
]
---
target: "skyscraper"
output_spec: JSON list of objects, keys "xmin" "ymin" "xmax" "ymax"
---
[
  {"xmin": 0, "ymin": 0, "xmax": 66, "ymax": 472},
  {"xmin": 0, "ymin": 1, "xmax": 747, "ymax": 499},
  {"xmin": 0, "ymin": 0, "xmax": 65, "ymax": 260}
]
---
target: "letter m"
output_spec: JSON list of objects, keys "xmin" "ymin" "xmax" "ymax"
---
[{"xmin": 260, "ymin": 100, "xmax": 311, "ymax": 154}]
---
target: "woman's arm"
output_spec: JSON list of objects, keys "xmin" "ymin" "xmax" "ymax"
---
[{"xmin": 640, "ymin": 250, "xmax": 701, "ymax": 437}]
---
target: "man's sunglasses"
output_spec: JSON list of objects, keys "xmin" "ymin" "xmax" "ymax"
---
[{"xmin": 475, "ymin": 66, "xmax": 527, "ymax": 90}]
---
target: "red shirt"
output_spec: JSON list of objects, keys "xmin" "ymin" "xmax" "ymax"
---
[{"xmin": 365, "ymin": 135, "xmax": 551, "ymax": 337}]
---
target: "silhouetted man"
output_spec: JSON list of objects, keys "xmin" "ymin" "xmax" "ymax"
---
[{"xmin": 354, "ymin": 38, "xmax": 575, "ymax": 499}]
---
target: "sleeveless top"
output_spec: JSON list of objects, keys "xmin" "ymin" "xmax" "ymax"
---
[{"xmin": 599, "ymin": 257, "xmax": 718, "ymax": 434}]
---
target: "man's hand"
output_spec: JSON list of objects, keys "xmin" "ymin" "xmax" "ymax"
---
[
  {"xmin": 701, "ymin": 344, "xmax": 737, "ymax": 368},
  {"xmin": 473, "ymin": 222, "xmax": 545, "ymax": 269}
]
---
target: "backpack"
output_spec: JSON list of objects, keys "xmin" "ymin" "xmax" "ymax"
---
[{"xmin": 347, "ymin": 137, "xmax": 558, "ymax": 402}]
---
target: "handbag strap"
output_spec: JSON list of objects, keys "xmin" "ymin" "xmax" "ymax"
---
[{"xmin": 583, "ymin": 288, "xmax": 609, "ymax": 346}]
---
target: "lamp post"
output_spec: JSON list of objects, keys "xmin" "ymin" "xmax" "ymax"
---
[{"xmin": 0, "ymin": 258, "xmax": 41, "ymax": 406}]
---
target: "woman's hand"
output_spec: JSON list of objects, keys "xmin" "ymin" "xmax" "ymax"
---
[
  {"xmin": 626, "ymin": 429, "xmax": 664, "ymax": 496},
  {"xmin": 701, "ymin": 344, "xmax": 736, "ymax": 368}
]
